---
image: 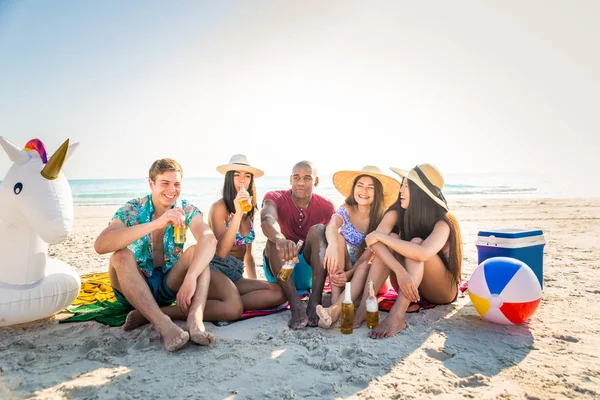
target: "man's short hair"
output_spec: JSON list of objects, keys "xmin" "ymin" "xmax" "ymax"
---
[
  {"xmin": 293, "ymin": 160, "xmax": 317, "ymax": 176},
  {"xmin": 149, "ymin": 158, "xmax": 183, "ymax": 182}
]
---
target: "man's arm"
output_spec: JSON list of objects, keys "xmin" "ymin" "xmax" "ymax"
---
[
  {"xmin": 260, "ymin": 199, "xmax": 284, "ymax": 243},
  {"xmin": 94, "ymin": 207, "xmax": 185, "ymax": 254},
  {"xmin": 94, "ymin": 218, "xmax": 160, "ymax": 254},
  {"xmin": 260, "ymin": 199, "xmax": 296, "ymax": 262}
]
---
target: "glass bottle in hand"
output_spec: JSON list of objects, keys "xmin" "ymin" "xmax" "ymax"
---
[
  {"xmin": 238, "ymin": 184, "xmax": 253, "ymax": 213},
  {"xmin": 277, "ymin": 240, "xmax": 304, "ymax": 282}
]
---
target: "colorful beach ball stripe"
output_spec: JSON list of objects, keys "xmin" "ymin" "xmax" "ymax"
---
[{"xmin": 469, "ymin": 257, "xmax": 541, "ymax": 325}]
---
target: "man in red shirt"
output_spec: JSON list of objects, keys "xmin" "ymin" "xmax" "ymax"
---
[{"xmin": 261, "ymin": 161, "xmax": 335, "ymax": 329}]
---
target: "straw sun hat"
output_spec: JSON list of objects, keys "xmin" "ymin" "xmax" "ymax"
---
[
  {"xmin": 390, "ymin": 163, "xmax": 449, "ymax": 211},
  {"xmin": 216, "ymin": 154, "xmax": 264, "ymax": 178},
  {"xmin": 333, "ymin": 166, "xmax": 401, "ymax": 209}
]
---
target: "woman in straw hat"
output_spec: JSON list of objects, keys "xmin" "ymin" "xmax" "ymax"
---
[
  {"xmin": 314, "ymin": 166, "xmax": 400, "ymax": 329},
  {"xmin": 355, "ymin": 163, "xmax": 462, "ymax": 339},
  {"xmin": 208, "ymin": 154, "xmax": 286, "ymax": 313}
]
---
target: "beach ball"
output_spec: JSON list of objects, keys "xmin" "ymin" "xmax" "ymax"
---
[{"xmin": 468, "ymin": 257, "xmax": 541, "ymax": 325}]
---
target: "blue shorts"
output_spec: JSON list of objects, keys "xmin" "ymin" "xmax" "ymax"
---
[
  {"xmin": 210, "ymin": 254, "xmax": 245, "ymax": 282},
  {"xmin": 263, "ymin": 252, "xmax": 312, "ymax": 292},
  {"xmin": 113, "ymin": 268, "xmax": 176, "ymax": 309}
]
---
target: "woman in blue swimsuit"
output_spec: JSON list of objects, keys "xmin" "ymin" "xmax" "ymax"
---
[
  {"xmin": 209, "ymin": 155, "xmax": 286, "ymax": 312},
  {"xmin": 316, "ymin": 166, "xmax": 400, "ymax": 328}
]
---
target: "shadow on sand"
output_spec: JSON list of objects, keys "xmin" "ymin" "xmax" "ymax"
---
[{"xmin": 0, "ymin": 295, "xmax": 534, "ymax": 399}]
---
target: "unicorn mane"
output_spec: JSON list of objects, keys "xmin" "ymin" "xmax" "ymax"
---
[{"xmin": 24, "ymin": 138, "xmax": 48, "ymax": 163}]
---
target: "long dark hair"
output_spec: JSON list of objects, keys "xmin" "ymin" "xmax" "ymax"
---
[
  {"xmin": 345, "ymin": 174, "xmax": 385, "ymax": 259},
  {"xmin": 222, "ymin": 170, "xmax": 257, "ymax": 220},
  {"xmin": 393, "ymin": 179, "xmax": 462, "ymax": 285}
]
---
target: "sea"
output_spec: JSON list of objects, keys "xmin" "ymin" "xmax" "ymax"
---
[{"xmin": 58, "ymin": 172, "xmax": 595, "ymax": 208}]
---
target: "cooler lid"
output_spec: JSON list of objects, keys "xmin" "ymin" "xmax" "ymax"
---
[{"xmin": 477, "ymin": 229, "xmax": 544, "ymax": 239}]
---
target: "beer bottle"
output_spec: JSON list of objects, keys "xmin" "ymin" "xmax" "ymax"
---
[
  {"xmin": 366, "ymin": 279, "xmax": 379, "ymax": 329},
  {"xmin": 238, "ymin": 184, "xmax": 253, "ymax": 213},
  {"xmin": 340, "ymin": 282, "xmax": 354, "ymax": 334},
  {"xmin": 276, "ymin": 240, "xmax": 304, "ymax": 282}
]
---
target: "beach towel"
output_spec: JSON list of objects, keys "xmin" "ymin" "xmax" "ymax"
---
[
  {"xmin": 376, "ymin": 288, "xmax": 436, "ymax": 312},
  {"xmin": 212, "ymin": 302, "xmax": 290, "ymax": 327},
  {"xmin": 377, "ymin": 280, "xmax": 469, "ymax": 312},
  {"xmin": 71, "ymin": 272, "xmax": 116, "ymax": 305},
  {"xmin": 61, "ymin": 301, "xmax": 130, "ymax": 326},
  {"xmin": 61, "ymin": 272, "xmax": 291, "ymax": 327}
]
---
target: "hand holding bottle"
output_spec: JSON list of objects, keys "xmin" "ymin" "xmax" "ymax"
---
[
  {"xmin": 277, "ymin": 240, "xmax": 304, "ymax": 283},
  {"xmin": 276, "ymin": 237, "xmax": 300, "ymax": 264}
]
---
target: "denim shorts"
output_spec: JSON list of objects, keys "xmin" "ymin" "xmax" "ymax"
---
[
  {"xmin": 263, "ymin": 252, "xmax": 312, "ymax": 291},
  {"xmin": 113, "ymin": 267, "xmax": 176, "ymax": 309},
  {"xmin": 209, "ymin": 254, "xmax": 245, "ymax": 282}
]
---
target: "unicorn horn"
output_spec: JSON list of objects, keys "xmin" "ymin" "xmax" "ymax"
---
[
  {"xmin": 0, "ymin": 136, "xmax": 30, "ymax": 165},
  {"xmin": 41, "ymin": 139, "xmax": 70, "ymax": 180}
]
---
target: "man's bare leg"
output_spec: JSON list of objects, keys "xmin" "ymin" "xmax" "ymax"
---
[
  {"xmin": 184, "ymin": 266, "xmax": 215, "ymax": 345},
  {"xmin": 123, "ymin": 269, "xmax": 243, "ymax": 330},
  {"xmin": 329, "ymin": 233, "xmax": 350, "ymax": 305},
  {"xmin": 266, "ymin": 240, "xmax": 307, "ymax": 329},
  {"xmin": 162, "ymin": 244, "xmax": 216, "ymax": 345},
  {"xmin": 304, "ymin": 224, "xmax": 327, "ymax": 327},
  {"xmin": 109, "ymin": 249, "xmax": 189, "ymax": 352}
]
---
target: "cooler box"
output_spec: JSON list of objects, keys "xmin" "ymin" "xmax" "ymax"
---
[{"xmin": 476, "ymin": 229, "xmax": 546, "ymax": 289}]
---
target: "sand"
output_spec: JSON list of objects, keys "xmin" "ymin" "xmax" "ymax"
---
[{"xmin": 1, "ymin": 197, "xmax": 599, "ymax": 399}]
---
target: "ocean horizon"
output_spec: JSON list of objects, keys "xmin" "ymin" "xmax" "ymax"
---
[
  {"xmin": 1, "ymin": 172, "xmax": 595, "ymax": 209},
  {"xmin": 47, "ymin": 172, "xmax": 596, "ymax": 208}
]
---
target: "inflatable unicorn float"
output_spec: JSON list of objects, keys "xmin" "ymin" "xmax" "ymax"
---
[{"xmin": 0, "ymin": 137, "xmax": 81, "ymax": 327}]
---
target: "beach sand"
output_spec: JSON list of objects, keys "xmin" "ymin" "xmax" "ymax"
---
[{"xmin": 1, "ymin": 198, "xmax": 599, "ymax": 399}]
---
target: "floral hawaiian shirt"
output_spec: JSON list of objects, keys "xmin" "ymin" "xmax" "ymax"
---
[{"xmin": 112, "ymin": 194, "xmax": 201, "ymax": 277}]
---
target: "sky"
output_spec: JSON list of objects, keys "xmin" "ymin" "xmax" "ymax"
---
[{"xmin": 0, "ymin": 1, "xmax": 598, "ymax": 181}]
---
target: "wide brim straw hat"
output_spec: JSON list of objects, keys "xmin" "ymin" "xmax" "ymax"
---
[
  {"xmin": 333, "ymin": 165, "xmax": 401, "ymax": 209},
  {"xmin": 390, "ymin": 163, "xmax": 449, "ymax": 211},
  {"xmin": 216, "ymin": 154, "xmax": 264, "ymax": 178}
]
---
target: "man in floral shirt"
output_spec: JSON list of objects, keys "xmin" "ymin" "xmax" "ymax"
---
[{"xmin": 95, "ymin": 158, "xmax": 218, "ymax": 351}]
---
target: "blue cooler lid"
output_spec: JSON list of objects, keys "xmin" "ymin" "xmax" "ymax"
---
[{"xmin": 477, "ymin": 229, "xmax": 543, "ymax": 239}]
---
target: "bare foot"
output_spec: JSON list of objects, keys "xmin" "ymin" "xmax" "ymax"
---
[
  {"xmin": 123, "ymin": 310, "xmax": 149, "ymax": 331},
  {"xmin": 185, "ymin": 320, "xmax": 215, "ymax": 346},
  {"xmin": 157, "ymin": 321, "xmax": 190, "ymax": 352},
  {"xmin": 316, "ymin": 305, "xmax": 332, "ymax": 329},
  {"xmin": 368, "ymin": 315, "xmax": 407, "ymax": 339},
  {"xmin": 406, "ymin": 302, "xmax": 420, "ymax": 313},
  {"xmin": 190, "ymin": 330, "xmax": 215, "ymax": 346},
  {"xmin": 288, "ymin": 308, "xmax": 309, "ymax": 330},
  {"xmin": 306, "ymin": 304, "xmax": 320, "ymax": 327},
  {"xmin": 353, "ymin": 304, "xmax": 367, "ymax": 328}
]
